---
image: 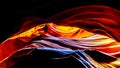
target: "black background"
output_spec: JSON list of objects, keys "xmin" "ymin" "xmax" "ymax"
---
[{"xmin": 0, "ymin": 0, "xmax": 120, "ymax": 42}]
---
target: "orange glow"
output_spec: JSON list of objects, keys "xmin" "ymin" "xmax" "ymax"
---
[
  {"xmin": 48, "ymin": 23, "xmax": 80, "ymax": 33},
  {"xmin": 10, "ymin": 24, "xmax": 45, "ymax": 42},
  {"xmin": 47, "ymin": 23, "xmax": 94, "ymax": 38}
]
